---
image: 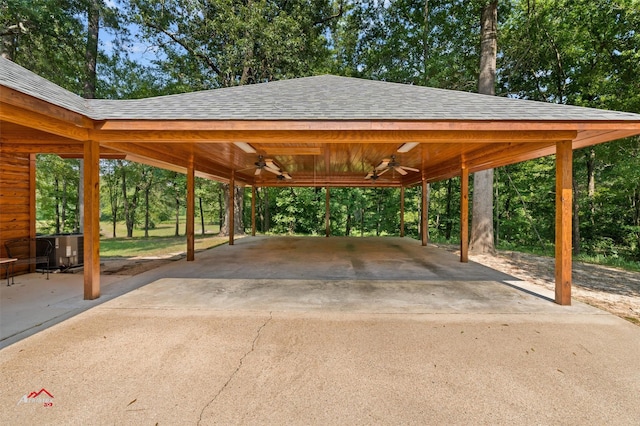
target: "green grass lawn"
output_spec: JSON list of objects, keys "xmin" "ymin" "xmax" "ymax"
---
[{"xmin": 99, "ymin": 221, "xmax": 227, "ymax": 257}]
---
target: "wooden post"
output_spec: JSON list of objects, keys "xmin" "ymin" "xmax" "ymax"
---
[
  {"xmin": 83, "ymin": 140, "xmax": 100, "ymax": 300},
  {"xmin": 229, "ymin": 171, "xmax": 235, "ymax": 246},
  {"xmin": 421, "ymin": 179, "xmax": 428, "ymax": 246},
  {"xmin": 555, "ymin": 141, "xmax": 573, "ymax": 305},
  {"xmin": 186, "ymin": 156, "xmax": 195, "ymax": 261},
  {"xmin": 325, "ymin": 187, "xmax": 330, "ymax": 237},
  {"xmin": 251, "ymin": 186, "xmax": 256, "ymax": 236},
  {"xmin": 400, "ymin": 186, "xmax": 405, "ymax": 238},
  {"xmin": 460, "ymin": 167, "xmax": 469, "ymax": 263}
]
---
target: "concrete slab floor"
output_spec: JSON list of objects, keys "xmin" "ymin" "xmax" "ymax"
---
[{"xmin": 1, "ymin": 236, "xmax": 639, "ymax": 424}]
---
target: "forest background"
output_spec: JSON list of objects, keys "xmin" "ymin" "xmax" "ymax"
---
[{"xmin": 2, "ymin": 0, "xmax": 639, "ymax": 268}]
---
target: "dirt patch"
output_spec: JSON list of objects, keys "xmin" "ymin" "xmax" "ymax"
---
[
  {"xmin": 437, "ymin": 245, "xmax": 640, "ymax": 325},
  {"xmin": 101, "ymin": 256, "xmax": 183, "ymax": 276}
]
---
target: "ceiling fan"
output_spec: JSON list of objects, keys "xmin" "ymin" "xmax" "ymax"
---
[
  {"xmin": 254, "ymin": 155, "xmax": 282, "ymax": 176},
  {"xmin": 375, "ymin": 155, "xmax": 419, "ymax": 176},
  {"xmin": 364, "ymin": 168, "xmax": 389, "ymax": 180}
]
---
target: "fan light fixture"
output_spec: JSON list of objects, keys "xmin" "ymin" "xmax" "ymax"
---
[
  {"xmin": 397, "ymin": 142, "xmax": 419, "ymax": 153},
  {"xmin": 234, "ymin": 141, "xmax": 257, "ymax": 153}
]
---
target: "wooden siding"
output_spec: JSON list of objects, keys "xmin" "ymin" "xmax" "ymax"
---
[{"xmin": 0, "ymin": 151, "xmax": 33, "ymax": 274}]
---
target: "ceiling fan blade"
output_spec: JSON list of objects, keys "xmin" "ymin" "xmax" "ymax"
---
[
  {"xmin": 255, "ymin": 168, "xmax": 262, "ymax": 176},
  {"xmin": 265, "ymin": 167, "xmax": 282, "ymax": 175},
  {"xmin": 375, "ymin": 159, "xmax": 390, "ymax": 170},
  {"xmin": 401, "ymin": 166, "xmax": 420, "ymax": 172},
  {"xmin": 378, "ymin": 167, "xmax": 390, "ymax": 176},
  {"xmin": 365, "ymin": 172, "xmax": 373, "ymax": 179},
  {"xmin": 265, "ymin": 159, "xmax": 280, "ymax": 170},
  {"xmin": 394, "ymin": 166, "xmax": 408, "ymax": 175},
  {"xmin": 282, "ymin": 172, "xmax": 292, "ymax": 179}
]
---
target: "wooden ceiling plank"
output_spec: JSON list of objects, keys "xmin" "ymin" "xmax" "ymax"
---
[{"xmin": 259, "ymin": 147, "xmax": 323, "ymax": 156}]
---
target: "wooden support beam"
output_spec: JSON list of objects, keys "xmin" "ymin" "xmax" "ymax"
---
[
  {"xmin": 421, "ymin": 179, "xmax": 428, "ymax": 246},
  {"xmin": 83, "ymin": 140, "xmax": 100, "ymax": 300},
  {"xmin": 555, "ymin": 141, "xmax": 573, "ymax": 305},
  {"xmin": 1, "ymin": 103, "xmax": 90, "ymax": 140},
  {"xmin": 186, "ymin": 156, "xmax": 195, "ymax": 261},
  {"xmin": 400, "ymin": 186, "xmax": 405, "ymax": 238},
  {"xmin": 251, "ymin": 186, "xmax": 257, "ymax": 236},
  {"xmin": 95, "ymin": 125, "xmax": 578, "ymax": 144},
  {"xmin": 325, "ymin": 187, "xmax": 330, "ymax": 237},
  {"xmin": 229, "ymin": 171, "xmax": 235, "ymax": 246},
  {"xmin": 460, "ymin": 167, "xmax": 469, "ymax": 263}
]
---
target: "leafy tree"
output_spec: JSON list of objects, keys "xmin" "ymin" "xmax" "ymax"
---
[
  {"xmin": 500, "ymin": 0, "xmax": 640, "ymax": 259},
  {"xmin": 100, "ymin": 159, "xmax": 122, "ymax": 237},
  {"xmin": 36, "ymin": 155, "xmax": 80, "ymax": 234}
]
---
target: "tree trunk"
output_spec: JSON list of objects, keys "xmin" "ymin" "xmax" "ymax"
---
[
  {"xmin": 199, "ymin": 196, "xmax": 205, "ymax": 235},
  {"xmin": 1, "ymin": 25, "xmax": 17, "ymax": 60},
  {"xmin": 144, "ymin": 187, "xmax": 150, "ymax": 238},
  {"xmin": 84, "ymin": 0, "xmax": 100, "ymax": 99},
  {"xmin": 74, "ymin": 179, "xmax": 80, "ymax": 233},
  {"xmin": 107, "ymin": 165, "xmax": 119, "ymax": 238},
  {"xmin": 376, "ymin": 189, "xmax": 381, "ymax": 236},
  {"xmin": 469, "ymin": 0, "xmax": 497, "ymax": 255},
  {"xmin": 174, "ymin": 195, "xmax": 180, "ymax": 237},
  {"xmin": 422, "ymin": 0, "xmax": 429, "ymax": 85},
  {"xmin": 634, "ymin": 187, "xmax": 640, "ymax": 227},
  {"xmin": 218, "ymin": 190, "xmax": 223, "ymax": 229},
  {"xmin": 121, "ymin": 168, "xmax": 138, "ymax": 238},
  {"xmin": 219, "ymin": 184, "xmax": 245, "ymax": 236},
  {"xmin": 61, "ymin": 178, "xmax": 68, "ymax": 230},
  {"xmin": 586, "ymin": 148, "xmax": 596, "ymax": 226},
  {"xmin": 55, "ymin": 178, "xmax": 61, "ymax": 234},
  {"xmin": 264, "ymin": 188, "xmax": 270, "ymax": 232},
  {"xmin": 121, "ymin": 168, "xmax": 130, "ymax": 237},
  {"xmin": 572, "ymin": 176, "xmax": 580, "ymax": 255},
  {"xmin": 445, "ymin": 178, "xmax": 453, "ymax": 240}
]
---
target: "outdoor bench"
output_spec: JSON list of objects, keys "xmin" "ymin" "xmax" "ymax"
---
[{"xmin": 4, "ymin": 238, "xmax": 53, "ymax": 283}]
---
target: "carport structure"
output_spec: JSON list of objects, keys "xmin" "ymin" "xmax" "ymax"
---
[{"xmin": 2, "ymin": 57, "xmax": 640, "ymax": 305}]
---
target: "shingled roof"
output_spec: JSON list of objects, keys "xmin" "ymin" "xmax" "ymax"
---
[{"xmin": 2, "ymin": 57, "xmax": 639, "ymax": 122}]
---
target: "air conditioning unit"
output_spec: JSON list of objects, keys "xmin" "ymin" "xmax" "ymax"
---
[{"xmin": 38, "ymin": 234, "xmax": 84, "ymax": 269}]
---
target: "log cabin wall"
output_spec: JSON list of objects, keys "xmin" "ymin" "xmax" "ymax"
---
[{"xmin": 0, "ymin": 150, "xmax": 35, "ymax": 274}]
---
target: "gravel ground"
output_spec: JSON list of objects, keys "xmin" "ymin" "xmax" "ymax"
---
[{"xmin": 459, "ymin": 248, "xmax": 640, "ymax": 325}]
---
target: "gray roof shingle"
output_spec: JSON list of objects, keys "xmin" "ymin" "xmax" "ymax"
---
[
  {"xmin": 0, "ymin": 57, "xmax": 88, "ymax": 115},
  {"xmin": 2, "ymin": 57, "xmax": 640, "ymax": 122}
]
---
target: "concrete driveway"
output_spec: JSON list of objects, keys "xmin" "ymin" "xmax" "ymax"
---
[{"xmin": 1, "ymin": 237, "xmax": 639, "ymax": 424}]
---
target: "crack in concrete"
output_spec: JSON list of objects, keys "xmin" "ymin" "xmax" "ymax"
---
[{"xmin": 197, "ymin": 311, "xmax": 273, "ymax": 425}]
